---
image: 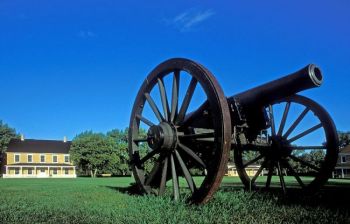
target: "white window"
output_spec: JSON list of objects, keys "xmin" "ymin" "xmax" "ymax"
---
[
  {"xmin": 14, "ymin": 154, "xmax": 20, "ymax": 163},
  {"xmin": 28, "ymin": 169, "xmax": 33, "ymax": 175},
  {"xmin": 65, "ymin": 169, "xmax": 69, "ymax": 175},
  {"xmin": 27, "ymin": 154, "xmax": 33, "ymax": 163},
  {"xmin": 53, "ymin": 169, "xmax": 58, "ymax": 175},
  {"xmin": 342, "ymin": 156, "xmax": 347, "ymax": 163},
  {"xmin": 40, "ymin": 155, "xmax": 46, "ymax": 163},
  {"xmin": 53, "ymin": 155, "xmax": 58, "ymax": 163},
  {"xmin": 15, "ymin": 168, "xmax": 20, "ymax": 175},
  {"xmin": 64, "ymin": 155, "xmax": 70, "ymax": 163}
]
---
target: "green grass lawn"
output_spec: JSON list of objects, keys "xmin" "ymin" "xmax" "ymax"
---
[{"xmin": 0, "ymin": 177, "xmax": 350, "ymax": 224}]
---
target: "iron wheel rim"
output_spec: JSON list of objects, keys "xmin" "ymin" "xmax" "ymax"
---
[
  {"xmin": 234, "ymin": 94, "xmax": 339, "ymax": 193},
  {"xmin": 129, "ymin": 58, "xmax": 231, "ymax": 204}
]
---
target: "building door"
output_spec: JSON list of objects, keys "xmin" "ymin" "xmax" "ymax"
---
[{"xmin": 38, "ymin": 168, "xmax": 47, "ymax": 177}]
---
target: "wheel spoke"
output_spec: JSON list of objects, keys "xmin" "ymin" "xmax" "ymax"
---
[
  {"xmin": 158, "ymin": 78, "xmax": 170, "ymax": 121},
  {"xmin": 145, "ymin": 93, "xmax": 164, "ymax": 123},
  {"xmin": 243, "ymin": 154, "xmax": 264, "ymax": 169},
  {"xmin": 170, "ymin": 71, "xmax": 180, "ymax": 122},
  {"xmin": 177, "ymin": 78, "xmax": 198, "ymax": 123},
  {"xmin": 266, "ymin": 162, "xmax": 274, "ymax": 189},
  {"xmin": 136, "ymin": 114, "xmax": 155, "ymax": 127},
  {"xmin": 175, "ymin": 150, "xmax": 196, "ymax": 193},
  {"xmin": 288, "ymin": 123, "xmax": 323, "ymax": 143},
  {"xmin": 283, "ymin": 108, "xmax": 309, "ymax": 139},
  {"xmin": 145, "ymin": 157, "xmax": 163, "ymax": 186},
  {"xmin": 289, "ymin": 154, "xmax": 321, "ymax": 172},
  {"xmin": 277, "ymin": 161, "xmax": 286, "ymax": 194},
  {"xmin": 283, "ymin": 160, "xmax": 305, "ymax": 188},
  {"xmin": 269, "ymin": 105, "xmax": 276, "ymax": 136},
  {"xmin": 289, "ymin": 146, "xmax": 326, "ymax": 150},
  {"xmin": 159, "ymin": 157, "xmax": 169, "ymax": 196},
  {"xmin": 277, "ymin": 102, "xmax": 291, "ymax": 136},
  {"xmin": 178, "ymin": 143, "xmax": 206, "ymax": 168},
  {"xmin": 140, "ymin": 149, "xmax": 160, "ymax": 165},
  {"xmin": 236, "ymin": 144, "xmax": 268, "ymax": 152},
  {"xmin": 132, "ymin": 151, "xmax": 141, "ymax": 168},
  {"xmin": 170, "ymin": 154, "xmax": 180, "ymax": 201},
  {"xmin": 251, "ymin": 160, "xmax": 266, "ymax": 184},
  {"xmin": 133, "ymin": 138, "xmax": 148, "ymax": 143}
]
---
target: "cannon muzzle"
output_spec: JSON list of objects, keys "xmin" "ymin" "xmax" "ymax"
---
[{"xmin": 229, "ymin": 64, "xmax": 323, "ymax": 110}]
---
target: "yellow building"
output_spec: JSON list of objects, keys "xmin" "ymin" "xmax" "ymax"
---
[
  {"xmin": 226, "ymin": 163, "xmax": 263, "ymax": 177},
  {"xmin": 2, "ymin": 138, "xmax": 76, "ymax": 178},
  {"xmin": 333, "ymin": 145, "xmax": 350, "ymax": 178}
]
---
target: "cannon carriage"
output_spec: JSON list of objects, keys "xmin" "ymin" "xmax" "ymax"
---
[{"xmin": 128, "ymin": 58, "xmax": 339, "ymax": 204}]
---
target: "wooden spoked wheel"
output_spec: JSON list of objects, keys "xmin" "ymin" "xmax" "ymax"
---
[
  {"xmin": 129, "ymin": 58, "xmax": 231, "ymax": 204},
  {"xmin": 234, "ymin": 95, "xmax": 339, "ymax": 193}
]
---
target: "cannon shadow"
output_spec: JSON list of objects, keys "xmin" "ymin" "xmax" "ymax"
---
[
  {"xmin": 104, "ymin": 184, "xmax": 144, "ymax": 196},
  {"xmin": 221, "ymin": 182, "xmax": 350, "ymax": 209},
  {"xmin": 104, "ymin": 180, "xmax": 350, "ymax": 209}
]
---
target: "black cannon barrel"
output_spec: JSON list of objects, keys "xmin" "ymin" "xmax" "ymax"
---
[
  {"xmin": 228, "ymin": 64, "xmax": 323, "ymax": 109},
  {"xmin": 183, "ymin": 64, "xmax": 323, "ymax": 130}
]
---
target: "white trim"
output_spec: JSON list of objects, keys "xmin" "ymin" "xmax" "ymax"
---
[
  {"xmin": 38, "ymin": 167, "xmax": 47, "ymax": 178},
  {"xmin": 341, "ymin": 155, "xmax": 347, "ymax": 164},
  {"xmin": 3, "ymin": 165, "xmax": 77, "ymax": 178},
  {"xmin": 15, "ymin": 167, "xmax": 20, "ymax": 175},
  {"xmin": 52, "ymin": 154, "xmax": 58, "ymax": 163},
  {"xmin": 27, "ymin": 168, "xmax": 34, "ymax": 175},
  {"xmin": 14, "ymin": 153, "xmax": 21, "ymax": 163},
  {"xmin": 64, "ymin": 155, "xmax": 70, "ymax": 163},
  {"xmin": 6, "ymin": 165, "xmax": 75, "ymax": 168},
  {"xmin": 27, "ymin": 154, "xmax": 33, "ymax": 163},
  {"xmin": 3, "ymin": 175, "xmax": 77, "ymax": 179},
  {"xmin": 40, "ymin": 154, "xmax": 46, "ymax": 163}
]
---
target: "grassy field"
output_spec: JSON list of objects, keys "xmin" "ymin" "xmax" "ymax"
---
[{"xmin": 1, "ymin": 177, "xmax": 350, "ymax": 224}]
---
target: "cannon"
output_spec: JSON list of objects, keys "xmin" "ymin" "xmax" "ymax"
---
[{"xmin": 128, "ymin": 58, "xmax": 339, "ymax": 204}]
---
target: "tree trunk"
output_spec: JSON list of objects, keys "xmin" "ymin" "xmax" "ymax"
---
[
  {"xmin": 94, "ymin": 169, "xmax": 98, "ymax": 178},
  {"xmin": 90, "ymin": 170, "xmax": 94, "ymax": 178}
]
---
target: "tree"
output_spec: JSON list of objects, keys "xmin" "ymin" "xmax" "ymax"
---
[
  {"xmin": 0, "ymin": 120, "xmax": 19, "ymax": 165},
  {"xmin": 289, "ymin": 149, "xmax": 326, "ymax": 175},
  {"xmin": 338, "ymin": 131, "xmax": 350, "ymax": 148},
  {"xmin": 107, "ymin": 128, "xmax": 150, "ymax": 176},
  {"xmin": 70, "ymin": 131, "xmax": 120, "ymax": 178},
  {"xmin": 107, "ymin": 128, "xmax": 129, "ymax": 176}
]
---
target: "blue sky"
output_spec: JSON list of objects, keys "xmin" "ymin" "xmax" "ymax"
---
[{"xmin": 0, "ymin": 0, "xmax": 349, "ymax": 140}]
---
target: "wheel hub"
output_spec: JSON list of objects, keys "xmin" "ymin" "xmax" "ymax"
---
[
  {"xmin": 147, "ymin": 122, "xmax": 177, "ymax": 150},
  {"xmin": 267, "ymin": 136, "xmax": 292, "ymax": 160}
]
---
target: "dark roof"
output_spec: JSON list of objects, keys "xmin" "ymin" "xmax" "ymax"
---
[
  {"xmin": 340, "ymin": 145, "xmax": 350, "ymax": 154},
  {"xmin": 7, "ymin": 139, "xmax": 71, "ymax": 154}
]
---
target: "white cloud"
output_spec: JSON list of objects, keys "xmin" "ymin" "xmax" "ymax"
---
[{"xmin": 169, "ymin": 9, "xmax": 215, "ymax": 32}]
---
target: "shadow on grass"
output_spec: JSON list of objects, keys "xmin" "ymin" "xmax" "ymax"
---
[
  {"xmin": 221, "ymin": 182, "xmax": 350, "ymax": 209},
  {"xmin": 104, "ymin": 179, "xmax": 350, "ymax": 209},
  {"xmin": 105, "ymin": 183, "xmax": 144, "ymax": 196}
]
